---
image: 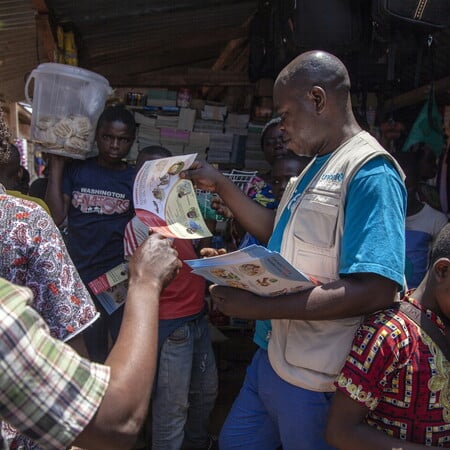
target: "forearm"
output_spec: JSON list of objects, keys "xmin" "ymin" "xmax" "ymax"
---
[
  {"xmin": 268, "ymin": 274, "xmax": 397, "ymax": 320},
  {"xmin": 45, "ymin": 160, "xmax": 68, "ymax": 226},
  {"xmin": 213, "ymin": 274, "xmax": 397, "ymax": 321},
  {"xmin": 215, "ymin": 177, "xmax": 275, "ymax": 244},
  {"xmin": 74, "ymin": 279, "xmax": 160, "ymax": 449}
]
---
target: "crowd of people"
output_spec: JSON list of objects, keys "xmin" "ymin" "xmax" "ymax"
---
[{"xmin": 0, "ymin": 49, "xmax": 449, "ymax": 450}]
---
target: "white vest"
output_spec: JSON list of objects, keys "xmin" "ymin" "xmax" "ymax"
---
[{"xmin": 268, "ymin": 131, "xmax": 404, "ymax": 392}]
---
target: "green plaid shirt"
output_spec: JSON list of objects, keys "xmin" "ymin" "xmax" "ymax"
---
[{"xmin": 0, "ymin": 278, "xmax": 110, "ymax": 449}]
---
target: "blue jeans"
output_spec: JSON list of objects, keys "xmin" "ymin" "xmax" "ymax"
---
[
  {"xmin": 152, "ymin": 316, "xmax": 218, "ymax": 450},
  {"xmin": 219, "ymin": 348, "xmax": 335, "ymax": 450}
]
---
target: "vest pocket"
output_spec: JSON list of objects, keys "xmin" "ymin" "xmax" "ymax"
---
[
  {"xmin": 291, "ymin": 191, "xmax": 340, "ymax": 281},
  {"xmin": 293, "ymin": 191, "xmax": 340, "ymax": 248},
  {"xmin": 284, "ymin": 318, "xmax": 362, "ymax": 375}
]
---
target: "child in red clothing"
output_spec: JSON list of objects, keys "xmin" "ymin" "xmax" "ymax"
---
[
  {"xmin": 326, "ymin": 223, "xmax": 450, "ymax": 449},
  {"xmin": 124, "ymin": 146, "xmax": 217, "ymax": 450}
]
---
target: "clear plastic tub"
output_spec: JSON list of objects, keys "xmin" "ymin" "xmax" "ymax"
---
[{"xmin": 25, "ymin": 63, "xmax": 112, "ymax": 159}]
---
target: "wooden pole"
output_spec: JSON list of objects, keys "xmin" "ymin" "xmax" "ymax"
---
[{"xmin": 386, "ymin": 76, "xmax": 450, "ymax": 111}]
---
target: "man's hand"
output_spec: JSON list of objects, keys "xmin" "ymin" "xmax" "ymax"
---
[
  {"xmin": 211, "ymin": 196, "xmax": 233, "ymax": 219},
  {"xmin": 128, "ymin": 233, "xmax": 181, "ymax": 291},
  {"xmin": 180, "ymin": 161, "xmax": 227, "ymax": 193},
  {"xmin": 210, "ymin": 285, "xmax": 264, "ymax": 318},
  {"xmin": 199, "ymin": 247, "xmax": 227, "ymax": 258}
]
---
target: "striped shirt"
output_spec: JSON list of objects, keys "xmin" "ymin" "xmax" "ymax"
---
[{"xmin": 0, "ymin": 278, "xmax": 110, "ymax": 450}]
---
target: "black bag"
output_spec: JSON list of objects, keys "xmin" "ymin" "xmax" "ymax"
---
[
  {"xmin": 289, "ymin": 0, "xmax": 366, "ymax": 55},
  {"xmin": 371, "ymin": 0, "xmax": 450, "ymax": 87},
  {"xmin": 372, "ymin": 0, "xmax": 450, "ymax": 32},
  {"xmin": 248, "ymin": 0, "xmax": 296, "ymax": 82}
]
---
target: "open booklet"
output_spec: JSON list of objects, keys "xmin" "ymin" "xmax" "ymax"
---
[
  {"xmin": 134, "ymin": 153, "xmax": 212, "ymax": 239},
  {"xmin": 185, "ymin": 245, "xmax": 318, "ymax": 297}
]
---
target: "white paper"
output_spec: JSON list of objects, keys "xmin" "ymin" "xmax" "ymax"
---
[{"xmin": 133, "ymin": 154, "xmax": 212, "ymax": 239}]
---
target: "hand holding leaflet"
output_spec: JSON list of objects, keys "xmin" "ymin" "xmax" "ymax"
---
[
  {"xmin": 186, "ymin": 244, "xmax": 318, "ymax": 296},
  {"xmin": 134, "ymin": 153, "xmax": 212, "ymax": 239}
]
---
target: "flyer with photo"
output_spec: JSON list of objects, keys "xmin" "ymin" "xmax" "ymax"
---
[
  {"xmin": 134, "ymin": 153, "xmax": 212, "ymax": 239},
  {"xmin": 185, "ymin": 245, "xmax": 317, "ymax": 297},
  {"xmin": 88, "ymin": 262, "xmax": 129, "ymax": 314}
]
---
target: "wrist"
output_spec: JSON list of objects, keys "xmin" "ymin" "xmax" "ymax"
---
[
  {"xmin": 127, "ymin": 277, "xmax": 163, "ymax": 295},
  {"xmin": 215, "ymin": 173, "xmax": 231, "ymax": 196}
]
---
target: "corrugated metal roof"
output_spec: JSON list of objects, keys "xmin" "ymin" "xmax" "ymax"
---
[
  {"xmin": 0, "ymin": 1, "xmax": 449, "ymax": 104},
  {"xmin": 45, "ymin": 0, "xmax": 257, "ymax": 86},
  {"xmin": 0, "ymin": 1, "xmax": 50, "ymax": 102}
]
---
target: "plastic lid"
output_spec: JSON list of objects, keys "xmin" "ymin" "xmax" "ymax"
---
[{"xmin": 31, "ymin": 63, "xmax": 110, "ymax": 87}]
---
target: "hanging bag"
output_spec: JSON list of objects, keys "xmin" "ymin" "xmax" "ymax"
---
[
  {"xmin": 372, "ymin": 0, "xmax": 450, "ymax": 32},
  {"xmin": 290, "ymin": 0, "xmax": 365, "ymax": 55}
]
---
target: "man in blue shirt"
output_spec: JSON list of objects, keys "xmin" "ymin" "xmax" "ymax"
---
[{"xmin": 181, "ymin": 50, "xmax": 406, "ymax": 450}]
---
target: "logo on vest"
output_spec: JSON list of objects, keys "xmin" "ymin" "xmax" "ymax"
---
[{"xmin": 320, "ymin": 172, "xmax": 344, "ymax": 183}]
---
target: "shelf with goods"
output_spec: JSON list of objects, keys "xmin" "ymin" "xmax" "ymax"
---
[{"xmin": 120, "ymin": 79, "xmax": 275, "ymax": 170}]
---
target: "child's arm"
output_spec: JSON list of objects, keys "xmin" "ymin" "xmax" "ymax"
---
[
  {"xmin": 326, "ymin": 390, "xmax": 441, "ymax": 449},
  {"xmin": 45, "ymin": 154, "xmax": 71, "ymax": 226}
]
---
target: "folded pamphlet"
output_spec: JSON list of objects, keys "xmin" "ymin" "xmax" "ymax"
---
[
  {"xmin": 87, "ymin": 263, "xmax": 129, "ymax": 314},
  {"xmin": 186, "ymin": 245, "xmax": 318, "ymax": 297},
  {"xmin": 133, "ymin": 153, "xmax": 212, "ymax": 239}
]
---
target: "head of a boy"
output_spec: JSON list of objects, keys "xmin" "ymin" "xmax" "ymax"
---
[
  {"xmin": 0, "ymin": 143, "xmax": 23, "ymax": 190},
  {"xmin": 408, "ymin": 142, "xmax": 437, "ymax": 181},
  {"xmin": 95, "ymin": 105, "xmax": 136, "ymax": 165},
  {"xmin": 135, "ymin": 145, "xmax": 172, "ymax": 171},
  {"xmin": 395, "ymin": 151, "xmax": 420, "ymax": 197},
  {"xmin": 271, "ymin": 152, "xmax": 311, "ymax": 202},
  {"xmin": 428, "ymin": 223, "xmax": 450, "ymax": 321},
  {"xmin": 261, "ymin": 117, "xmax": 288, "ymax": 165}
]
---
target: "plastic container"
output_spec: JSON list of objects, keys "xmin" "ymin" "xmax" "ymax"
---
[{"xmin": 25, "ymin": 63, "xmax": 112, "ymax": 159}]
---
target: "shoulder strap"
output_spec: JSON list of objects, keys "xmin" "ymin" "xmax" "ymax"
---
[{"xmin": 396, "ymin": 301, "xmax": 450, "ymax": 361}]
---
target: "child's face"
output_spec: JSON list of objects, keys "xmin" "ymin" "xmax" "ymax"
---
[
  {"xmin": 403, "ymin": 167, "xmax": 419, "ymax": 194},
  {"xmin": 271, "ymin": 158, "xmax": 308, "ymax": 202},
  {"xmin": 433, "ymin": 258, "xmax": 450, "ymax": 321},
  {"xmin": 263, "ymin": 125, "xmax": 287, "ymax": 165},
  {"xmin": 418, "ymin": 147, "xmax": 437, "ymax": 180},
  {"xmin": 96, "ymin": 120, "xmax": 134, "ymax": 164}
]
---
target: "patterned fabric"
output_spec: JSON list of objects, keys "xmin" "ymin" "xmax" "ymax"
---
[
  {"xmin": 0, "ymin": 186, "xmax": 98, "ymax": 342},
  {"xmin": 0, "ymin": 278, "xmax": 110, "ymax": 450},
  {"xmin": 335, "ymin": 295, "xmax": 450, "ymax": 447},
  {"xmin": 6, "ymin": 190, "xmax": 50, "ymax": 215},
  {"xmin": 244, "ymin": 176, "xmax": 277, "ymax": 210}
]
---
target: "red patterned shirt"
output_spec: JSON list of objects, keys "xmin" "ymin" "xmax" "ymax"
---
[{"xmin": 335, "ymin": 295, "xmax": 450, "ymax": 447}]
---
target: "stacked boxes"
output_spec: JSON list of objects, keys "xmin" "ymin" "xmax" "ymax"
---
[{"xmin": 127, "ymin": 92, "xmax": 274, "ymax": 171}]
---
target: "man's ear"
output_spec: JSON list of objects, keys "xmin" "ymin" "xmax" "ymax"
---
[
  {"xmin": 433, "ymin": 258, "xmax": 450, "ymax": 280},
  {"xmin": 309, "ymin": 86, "xmax": 326, "ymax": 114}
]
